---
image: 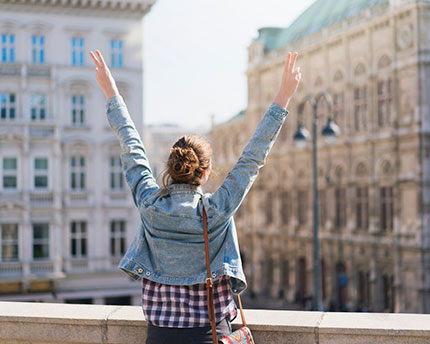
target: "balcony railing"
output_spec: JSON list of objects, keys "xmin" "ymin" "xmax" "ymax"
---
[
  {"xmin": 29, "ymin": 192, "xmax": 54, "ymax": 207},
  {"xmin": 0, "ymin": 262, "xmax": 23, "ymax": 278},
  {"xmin": 0, "ymin": 302, "xmax": 430, "ymax": 343},
  {"xmin": 30, "ymin": 261, "xmax": 55, "ymax": 275},
  {"xmin": 63, "ymin": 192, "xmax": 93, "ymax": 208},
  {"xmin": 27, "ymin": 65, "xmax": 51, "ymax": 77},
  {"xmin": 0, "ymin": 257, "xmax": 121, "ymax": 280},
  {"xmin": 0, "ymin": 121, "xmax": 58, "ymax": 140}
]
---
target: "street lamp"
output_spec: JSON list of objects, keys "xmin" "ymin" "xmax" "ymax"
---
[{"xmin": 293, "ymin": 92, "xmax": 340, "ymax": 311}]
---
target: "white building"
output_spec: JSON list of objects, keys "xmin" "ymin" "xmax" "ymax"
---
[{"xmin": 0, "ymin": 0, "xmax": 155, "ymax": 305}]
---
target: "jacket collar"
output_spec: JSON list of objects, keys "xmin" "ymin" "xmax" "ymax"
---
[{"xmin": 166, "ymin": 183, "xmax": 204, "ymax": 196}]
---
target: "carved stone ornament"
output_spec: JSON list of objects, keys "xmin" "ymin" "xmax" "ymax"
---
[
  {"xmin": 333, "ymin": 70, "xmax": 344, "ymax": 82},
  {"xmin": 378, "ymin": 55, "xmax": 392, "ymax": 69},
  {"xmin": 356, "ymin": 162, "xmax": 368, "ymax": 177},
  {"xmin": 354, "ymin": 63, "xmax": 366, "ymax": 76},
  {"xmin": 396, "ymin": 23, "xmax": 413, "ymax": 51}
]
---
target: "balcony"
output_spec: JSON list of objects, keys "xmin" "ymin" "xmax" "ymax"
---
[
  {"xmin": 63, "ymin": 191, "xmax": 93, "ymax": 208},
  {"xmin": 0, "ymin": 260, "xmax": 63, "ymax": 282},
  {"xmin": 28, "ymin": 123, "xmax": 57, "ymax": 139},
  {"xmin": 0, "ymin": 121, "xmax": 58, "ymax": 141},
  {"xmin": 0, "ymin": 262, "xmax": 23, "ymax": 279},
  {"xmin": 63, "ymin": 257, "xmax": 121, "ymax": 274},
  {"xmin": 103, "ymin": 190, "xmax": 132, "ymax": 207},
  {"xmin": 30, "ymin": 261, "xmax": 55, "ymax": 275},
  {"xmin": 29, "ymin": 192, "xmax": 55, "ymax": 208},
  {"xmin": 27, "ymin": 65, "xmax": 51, "ymax": 78},
  {"xmin": 0, "ymin": 302, "xmax": 430, "ymax": 343},
  {"xmin": 0, "ymin": 63, "xmax": 20, "ymax": 76}
]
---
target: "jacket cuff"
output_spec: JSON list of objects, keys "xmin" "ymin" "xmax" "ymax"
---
[
  {"xmin": 106, "ymin": 95, "xmax": 126, "ymax": 112},
  {"xmin": 268, "ymin": 102, "xmax": 288, "ymax": 120}
]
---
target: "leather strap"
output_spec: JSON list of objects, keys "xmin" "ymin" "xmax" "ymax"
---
[
  {"xmin": 203, "ymin": 207, "xmax": 218, "ymax": 344},
  {"xmin": 202, "ymin": 206, "xmax": 248, "ymax": 344}
]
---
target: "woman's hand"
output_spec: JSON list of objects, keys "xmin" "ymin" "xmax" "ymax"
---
[
  {"xmin": 89, "ymin": 50, "xmax": 120, "ymax": 100},
  {"xmin": 273, "ymin": 52, "xmax": 301, "ymax": 109}
]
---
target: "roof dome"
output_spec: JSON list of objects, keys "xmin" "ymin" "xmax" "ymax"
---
[{"xmin": 256, "ymin": 0, "xmax": 390, "ymax": 52}]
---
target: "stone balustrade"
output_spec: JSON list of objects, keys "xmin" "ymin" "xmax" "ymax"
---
[{"xmin": 1, "ymin": 301, "xmax": 430, "ymax": 343}]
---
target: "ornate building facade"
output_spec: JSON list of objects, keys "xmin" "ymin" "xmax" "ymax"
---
[
  {"xmin": 209, "ymin": 0, "xmax": 430, "ymax": 313},
  {"xmin": 0, "ymin": 0, "xmax": 155, "ymax": 305}
]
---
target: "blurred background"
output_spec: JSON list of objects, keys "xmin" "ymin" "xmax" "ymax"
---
[{"xmin": 0, "ymin": 0, "xmax": 429, "ymax": 314}]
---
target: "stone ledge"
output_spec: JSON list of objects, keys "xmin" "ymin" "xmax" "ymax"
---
[{"xmin": 1, "ymin": 301, "xmax": 430, "ymax": 343}]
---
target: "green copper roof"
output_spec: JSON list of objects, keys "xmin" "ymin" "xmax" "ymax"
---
[{"xmin": 257, "ymin": 0, "xmax": 390, "ymax": 52}]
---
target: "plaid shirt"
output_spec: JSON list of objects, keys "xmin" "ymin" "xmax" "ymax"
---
[{"xmin": 141, "ymin": 275, "xmax": 237, "ymax": 328}]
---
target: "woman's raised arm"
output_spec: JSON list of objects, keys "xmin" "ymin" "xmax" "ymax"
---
[
  {"xmin": 208, "ymin": 52, "xmax": 301, "ymax": 222},
  {"xmin": 90, "ymin": 50, "xmax": 159, "ymax": 206}
]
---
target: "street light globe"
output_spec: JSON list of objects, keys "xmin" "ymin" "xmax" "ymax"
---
[
  {"xmin": 322, "ymin": 117, "xmax": 340, "ymax": 144},
  {"xmin": 293, "ymin": 123, "xmax": 310, "ymax": 148}
]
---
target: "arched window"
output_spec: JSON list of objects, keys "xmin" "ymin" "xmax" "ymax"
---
[
  {"xmin": 377, "ymin": 79, "xmax": 393, "ymax": 127},
  {"xmin": 377, "ymin": 55, "xmax": 393, "ymax": 128},
  {"xmin": 334, "ymin": 166, "xmax": 346, "ymax": 230},
  {"xmin": 354, "ymin": 86, "xmax": 367, "ymax": 131}
]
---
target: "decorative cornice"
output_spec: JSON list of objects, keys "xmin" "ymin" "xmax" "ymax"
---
[{"xmin": 0, "ymin": 0, "xmax": 156, "ymax": 15}]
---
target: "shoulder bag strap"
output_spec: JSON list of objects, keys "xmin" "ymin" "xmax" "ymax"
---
[
  {"xmin": 202, "ymin": 207, "xmax": 248, "ymax": 344},
  {"xmin": 203, "ymin": 207, "xmax": 218, "ymax": 344}
]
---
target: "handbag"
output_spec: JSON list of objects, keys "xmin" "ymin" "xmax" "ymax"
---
[{"xmin": 202, "ymin": 207, "xmax": 255, "ymax": 344}]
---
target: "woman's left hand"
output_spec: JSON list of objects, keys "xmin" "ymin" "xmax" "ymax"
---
[
  {"xmin": 89, "ymin": 50, "xmax": 120, "ymax": 99},
  {"xmin": 273, "ymin": 52, "xmax": 301, "ymax": 109}
]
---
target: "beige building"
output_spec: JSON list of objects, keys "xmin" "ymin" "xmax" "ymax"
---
[{"xmin": 209, "ymin": 0, "xmax": 430, "ymax": 313}]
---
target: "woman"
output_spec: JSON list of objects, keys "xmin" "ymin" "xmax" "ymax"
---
[{"xmin": 90, "ymin": 50, "xmax": 301, "ymax": 343}]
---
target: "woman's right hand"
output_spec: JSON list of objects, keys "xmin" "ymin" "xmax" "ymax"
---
[
  {"xmin": 273, "ymin": 52, "xmax": 301, "ymax": 109},
  {"xmin": 89, "ymin": 50, "xmax": 120, "ymax": 100}
]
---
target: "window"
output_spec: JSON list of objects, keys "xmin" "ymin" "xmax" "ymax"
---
[
  {"xmin": 0, "ymin": 224, "xmax": 18, "ymax": 262},
  {"xmin": 383, "ymin": 274, "xmax": 394, "ymax": 312},
  {"xmin": 281, "ymin": 259, "xmax": 289, "ymax": 289},
  {"xmin": 354, "ymin": 87, "xmax": 367, "ymax": 131},
  {"xmin": 3, "ymin": 157, "xmax": 17, "ymax": 189},
  {"xmin": 378, "ymin": 79, "xmax": 392, "ymax": 127},
  {"xmin": 32, "ymin": 223, "xmax": 49, "ymax": 260},
  {"xmin": 280, "ymin": 191, "xmax": 289, "ymax": 225},
  {"xmin": 1, "ymin": 33, "xmax": 15, "ymax": 63},
  {"xmin": 265, "ymin": 191, "xmax": 273, "ymax": 224},
  {"xmin": 70, "ymin": 156, "xmax": 85, "ymax": 190},
  {"xmin": 332, "ymin": 92, "xmax": 344, "ymax": 129},
  {"xmin": 31, "ymin": 35, "xmax": 45, "ymax": 64},
  {"xmin": 30, "ymin": 94, "xmax": 46, "ymax": 120},
  {"xmin": 71, "ymin": 221, "xmax": 87, "ymax": 258},
  {"xmin": 319, "ymin": 189, "xmax": 327, "ymax": 227},
  {"xmin": 34, "ymin": 158, "xmax": 48, "ymax": 189},
  {"xmin": 356, "ymin": 187, "xmax": 369, "ymax": 230},
  {"xmin": 110, "ymin": 220, "xmax": 126, "ymax": 257},
  {"xmin": 335, "ymin": 187, "xmax": 346, "ymax": 229},
  {"xmin": 380, "ymin": 187, "xmax": 394, "ymax": 232},
  {"xmin": 71, "ymin": 95, "xmax": 85, "ymax": 125},
  {"xmin": 110, "ymin": 39, "xmax": 123, "ymax": 68},
  {"xmin": 357, "ymin": 270, "xmax": 370, "ymax": 311},
  {"xmin": 71, "ymin": 37, "xmax": 84, "ymax": 66},
  {"xmin": 0, "ymin": 93, "xmax": 16, "ymax": 120},
  {"xmin": 298, "ymin": 190, "xmax": 308, "ymax": 226},
  {"xmin": 110, "ymin": 156, "xmax": 124, "ymax": 190}
]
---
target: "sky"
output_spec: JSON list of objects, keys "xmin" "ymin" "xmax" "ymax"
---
[{"xmin": 143, "ymin": 0, "xmax": 315, "ymax": 130}]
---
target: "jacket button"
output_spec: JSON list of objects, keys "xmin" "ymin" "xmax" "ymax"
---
[
  {"xmin": 145, "ymin": 271, "xmax": 151, "ymax": 276},
  {"xmin": 137, "ymin": 268, "xmax": 143, "ymax": 273}
]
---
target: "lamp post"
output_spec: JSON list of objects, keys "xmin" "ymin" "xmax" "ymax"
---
[{"xmin": 293, "ymin": 92, "xmax": 340, "ymax": 311}]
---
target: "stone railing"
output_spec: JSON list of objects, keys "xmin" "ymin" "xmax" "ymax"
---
[{"xmin": 1, "ymin": 301, "xmax": 430, "ymax": 343}]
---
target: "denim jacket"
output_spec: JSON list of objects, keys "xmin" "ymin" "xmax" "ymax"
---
[{"xmin": 106, "ymin": 95, "xmax": 288, "ymax": 294}]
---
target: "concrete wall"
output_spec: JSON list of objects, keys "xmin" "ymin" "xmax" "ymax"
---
[{"xmin": 1, "ymin": 301, "xmax": 430, "ymax": 343}]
